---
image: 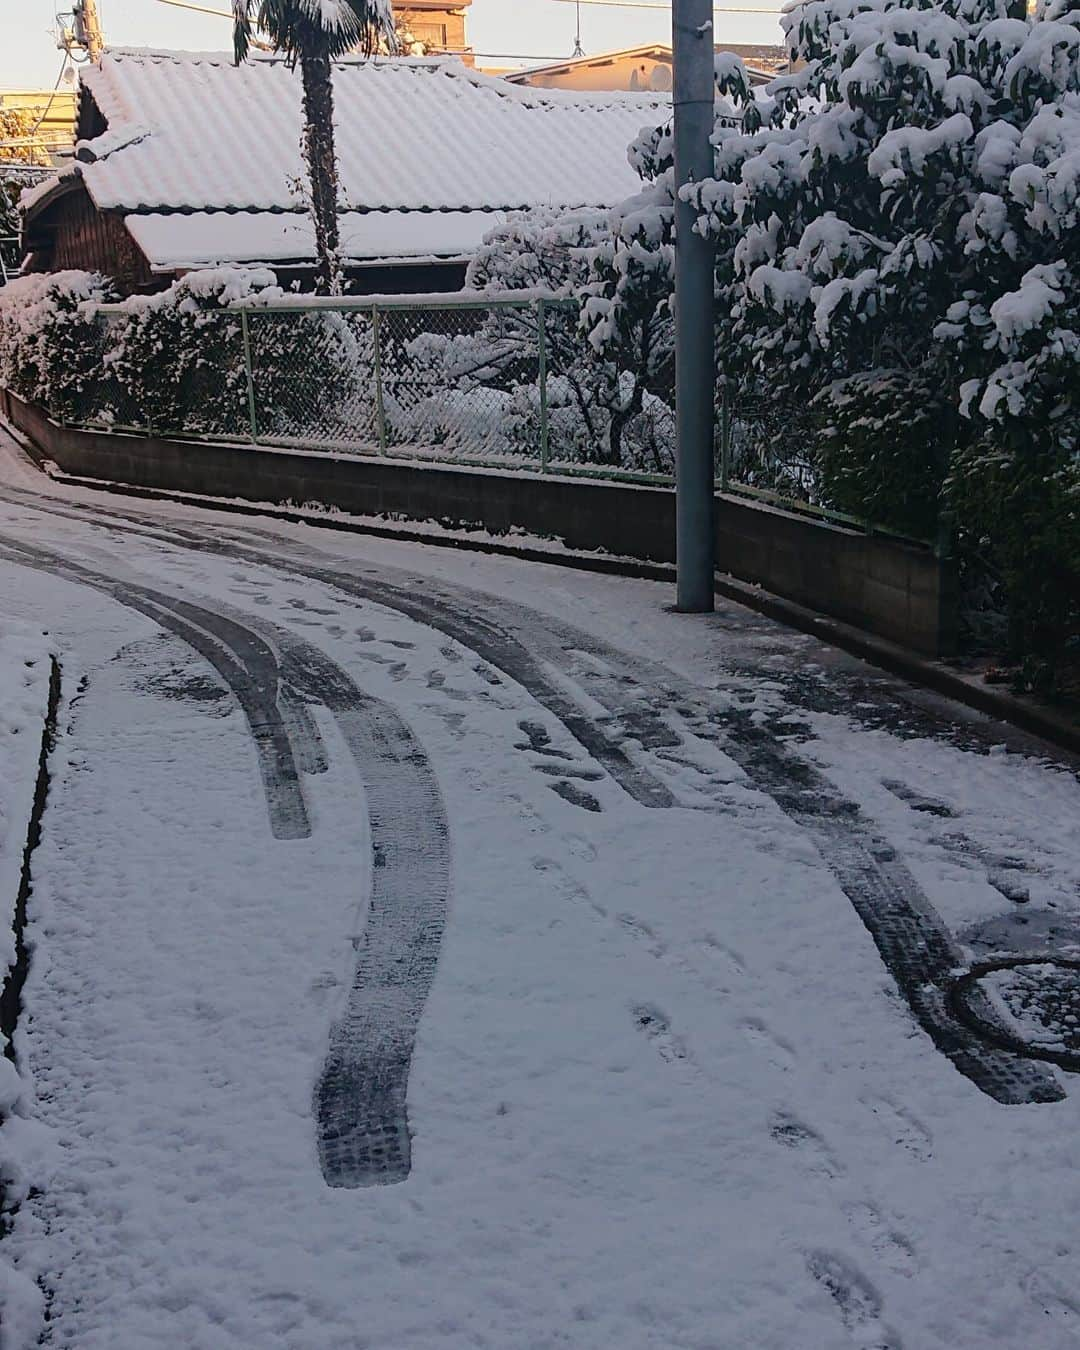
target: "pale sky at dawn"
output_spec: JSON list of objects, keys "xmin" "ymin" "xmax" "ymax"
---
[{"xmin": 3, "ymin": 0, "xmax": 786, "ymax": 89}]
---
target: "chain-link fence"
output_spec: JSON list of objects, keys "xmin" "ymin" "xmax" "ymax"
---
[
  {"xmin": 81, "ymin": 296, "xmax": 587, "ymax": 474},
  {"xmin": 37, "ymin": 293, "xmax": 923, "ymax": 541}
]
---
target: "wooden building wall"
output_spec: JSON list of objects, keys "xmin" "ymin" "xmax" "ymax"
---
[
  {"xmin": 25, "ymin": 186, "xmax": 468, "ymax": 297},
  {"xmin": 25, "ymin": 186, "xmax": 156, "ymax": 292}
]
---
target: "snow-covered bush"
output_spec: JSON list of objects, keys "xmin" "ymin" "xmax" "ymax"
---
[
  {"xmin": 0, "ymin": 270, "xmax": 116, "ymax": 421},
  {"xmin": 0, "ymin": 267, "xmax": 370, "ymax": 443},
  {"xmin": 104, "ymin": 270, "xmax": 265, "ymax": 435},
  {"xmin": 107, "ymin": 269, "xmax": 366, "ymax": 439},
  {"xmin": 583, "ymin": 64, "xmax": 820, "ymax": 493},
  {"xmin": 403, "ymin": 207, "xmax": 678, "ymax": 471},
  {"xmin": 589, "ymin": 0, "xmax": 1080, "ymax": 662}
]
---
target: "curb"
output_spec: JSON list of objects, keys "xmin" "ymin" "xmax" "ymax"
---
[
  {"xmin": 1, "ymin": 655, "xmax": 61, "ymax": 1059},
  {"xmin": 708, "ymin": 574, "xmax": 1080, "ymax": 759},
  {"xmin": 10, "ymin": 442, "xmax": 1080, "ymax": 762}
]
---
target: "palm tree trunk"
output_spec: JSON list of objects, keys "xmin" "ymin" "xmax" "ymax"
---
[{"xmin": 299, "ymin": 50, "xmax": 342, "ymax": 295}]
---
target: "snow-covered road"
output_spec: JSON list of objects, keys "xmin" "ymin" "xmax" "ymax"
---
[{"xmin": 0, "ymin": 428, "xmax": 1078, "ymax": 1349}]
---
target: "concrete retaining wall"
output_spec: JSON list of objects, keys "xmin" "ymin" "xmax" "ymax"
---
[{"xmin": 1, "ymin": 390, "xmax": 957, "ymax": 655}]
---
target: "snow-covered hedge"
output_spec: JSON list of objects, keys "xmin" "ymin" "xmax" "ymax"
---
[
  {"xmin": 0, "ymin": 268, "xmax": 369, "ymax": 440},
  {"xmin": 588, "ymin": 0, "xmax": 1079, "ymax": 664},
  {"xmin": 106, "ymin": 269, "xmax": 367, "ymax": 438},
  {"xmin": 0, "ymin": 271, "xmax": 116, "ymax": 422}
]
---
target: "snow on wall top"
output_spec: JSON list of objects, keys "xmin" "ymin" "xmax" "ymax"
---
[{"xmin": 48, "ymin": 50, "xmax": 669, "ymax": 218}]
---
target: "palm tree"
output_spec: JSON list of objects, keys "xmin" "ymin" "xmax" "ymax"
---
[{"xmin": 232, "ymin": 1, "xmax": 396, "ymax": 293}]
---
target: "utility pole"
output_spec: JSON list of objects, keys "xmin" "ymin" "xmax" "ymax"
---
[
  {"xmin": 73, "ymin": 0, "xmax": 105, "ymax": 62},
  {"xmin": 672, "ymin": 0, "xmax": 716, "ymax": 612}
]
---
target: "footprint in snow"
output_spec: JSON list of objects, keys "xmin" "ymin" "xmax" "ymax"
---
[
  {"xmin": 425, "ymin": 669, "xmax": 473, "ymax": 702},
  {"xmin": 514, "ymin": 718, "xmax": 575, "ymax": 761},
  {"xmin": 632, "ymin": 1004, "xmax": 691, "ymax": 1066},
  {"xmin": 770, "ymin": 1113, "xmax": 843, "ymax": 1179},
  {"xmin": 859, "ymin": 1095, "xmax": 933, "ymax": 1161},
  {"xmin": 534, "ymin": 763, "xmax": 604, "ymax": 781},
  {"xmin": 618, "ymin": 915, "xmax": 667, "ymax": 959},
  {"xmin": 882, "ymin": 778, "xmax": 958, "ymax": 819},
  {"xmin": 531, "ymin": 854, "xmax": 606, "ymax": 921},
  {"xmin": 740, "ymin": 1018, "xmax": 796, "ymax": 1072},
  {"xmin": 844, "ymin": 1203, "xmax": 917, "ymax": 1278},
  {"xmin": 806, "ymin": 1250, "xmax": 902, "ymax": 1349},
  {"xmin": 1022, "ymin": 1271, "xmax": 1080, "ymax": 1337},
  {"xmin": 287, "ymin": 598, "xmax": 338, "ymax": 616},
  {"xmin": 549, "ymin": 780, "xmax": 602, "ymax": 813},
  {"xmin": 696, "ymin": 933, "xmax": 748, "ymax": 978}
]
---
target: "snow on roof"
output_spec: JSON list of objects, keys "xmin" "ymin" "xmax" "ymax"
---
[
  {"xmin": 124, "ymin": 209, "xmax": 506, "ymax": 271},
  {"xmin": 504, "ymin": 44, "xmax": 777, "ymax": 87},
  {"xmin": 55, "ymin": 50, "xmax": 669, "ymax": 218}
]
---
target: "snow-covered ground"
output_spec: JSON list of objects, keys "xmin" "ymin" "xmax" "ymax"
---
[
  {"xmin": 0, "ymin": 624, "xmax": 51, "ymax": 1001},
  {"xmin": 0, "ymin": 426, "xmax": 1078, "ymax": 1349},
  {"xmin": 0, "ymin": 619, "xmax": 53, "ymax": 1338}
]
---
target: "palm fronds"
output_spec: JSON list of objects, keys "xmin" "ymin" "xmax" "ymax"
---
[{"xmin": 232, "ymin": 0, "xmax": 396, "ymax": 64}]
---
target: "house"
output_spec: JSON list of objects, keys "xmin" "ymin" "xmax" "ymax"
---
[
  {"xmin": 397, "ymin": 1, "xmax": 472, "ymax": 58},
  {"xmin": 20, "ymin": 50, "xmax": 668, "ymax": 294},
  {"xmin": 503, "ymin": 43, "xmax": 786, "ymax": 94},
  {"xmin": 0, "ymin": 89, "xmax": 78, "ymax": 164},
  {"xmin": 0, "ymin": 89, "xmax": 78, "ymax": 160}
]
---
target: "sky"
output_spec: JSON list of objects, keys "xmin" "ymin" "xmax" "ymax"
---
[{"xmin": 2, "ymin": 0, "xmax": 786, "ymax": 90}]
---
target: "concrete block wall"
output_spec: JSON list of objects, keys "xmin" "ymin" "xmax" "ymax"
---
[{"xmin": 1, "ymin": 392, "xmax": 957, "ymax": 656}]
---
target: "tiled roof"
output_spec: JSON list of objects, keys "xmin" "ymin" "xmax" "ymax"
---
[
  {"xmin": 124, "ymin": 209, "xmax": 504, "ymax": 271},
  {"xmin": 65, "ymin": 50, "xmax": 669, "ymax": 217}
]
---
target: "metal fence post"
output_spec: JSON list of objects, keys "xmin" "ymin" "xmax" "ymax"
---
[
  {"xmin": 372, "ymin": 304, "xmax": 388, "ymax": 452},
  {"xmin": 537, "ymin": 298, "xmax": 550, "ymax": 472},
  {"xmin": 720, "ymin": 392, "xmax": 731, "ymax": 493},
  {"xmin": 240, "ymin": 308, "xmax": 258, "ymax": 442}
]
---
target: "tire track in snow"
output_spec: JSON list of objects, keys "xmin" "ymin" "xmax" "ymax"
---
[
  {"xmin": 0, "ymin": 490, "xmax": 1066, "ymax": 1102},
  {"xmin": 278, "ymin": 637, "xmax": 450, "ymax": 1188},
  {"xmin": 0, "ymin": 536, "xmax": 310, "ymax": 842},
  {"xmin": 0, "ymin": 532, "xmax": 450, "ymax": 1185},
  {"xmin": 0, "ymin": 482, "xmax": 675, "ymax": 810},
  {"xmin": 222, "ymin": 549, "xmax": 1060, "ymax": 1103},
  {"xmin": 233, "ymin": 555, "xmax": 1068, "ymax": 1103}
]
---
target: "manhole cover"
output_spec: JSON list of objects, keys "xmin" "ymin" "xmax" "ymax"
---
[{"xmin": 951, "ymin": 957, "xmax": 1080, "ymax": 1071}]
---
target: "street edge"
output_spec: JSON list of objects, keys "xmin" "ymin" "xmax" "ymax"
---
[{"xmin": 7, "ymin": 432, "xmax": 1079, "ymax": 761}]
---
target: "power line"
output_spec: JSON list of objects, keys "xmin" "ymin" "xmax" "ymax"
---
[
  {"xmin": 25, "ymin": 48, "xmax": 73, "ymax": 149},
  {"xmin": 151, "ymin": 1, "xmax": 568, "ymax": 61},
  {"xmin": 154, "ymin": 0, "xmax": 234, "ymax": 16},
  {"xmin": 551, "ymin": 0, "xmax": 784, "ymax": 13}
]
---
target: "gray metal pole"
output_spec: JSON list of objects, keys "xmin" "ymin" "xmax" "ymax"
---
[{"xmin": 672, "ymin": 0, "xmax": 716, "ymax": 612}]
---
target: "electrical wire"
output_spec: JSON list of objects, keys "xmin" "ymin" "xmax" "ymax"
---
[
  {"xmin": 151, "ymin": 1, "xmax": 569, "ymax": 60},
  {"xmin": 23, "ymin": 46, "xmax": 72, "ymax": 163},
  {"xmin": 551, "ymin": 0, "xmax": 783, "ymax": 12}
]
